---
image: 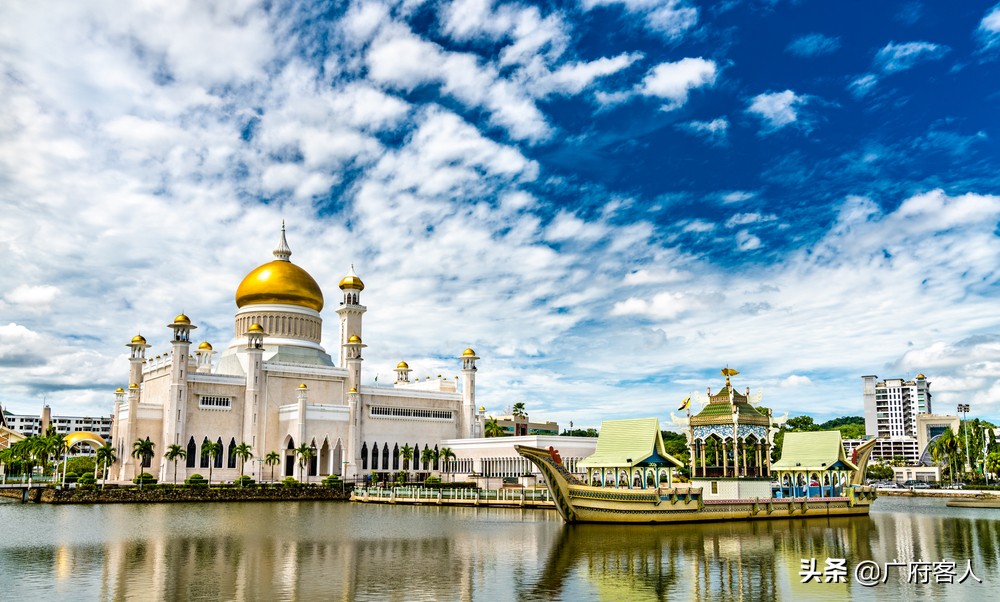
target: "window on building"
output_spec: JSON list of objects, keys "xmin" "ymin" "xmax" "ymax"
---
[
  {"xmin": 361, "ymin": 443, "xmax": 369, "ymax": 470},
  {"xmin": 186, "ymin": 437, "xmax": 196, "ymax": 468},
  {"xmin": 215, "ymin": 437, "xmax": 224, "ymax": 468},
  {"xmin": 200, "ymin": 437, "xmax": 210, "ymax": 468},
  {"xmin": 227, "ymin": 438, "xmax": 237, "ymax": 469}
]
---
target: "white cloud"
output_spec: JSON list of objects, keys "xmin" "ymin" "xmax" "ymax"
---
[
  {"xmin": 786, "ymin": 33, "xmax": 841, "ymax": 57},
  {"xmin": 583, "ymin": 0, "xmax": 698, "ymax": 40},
  {"xmin": 5, "ymin": 285, "xmax": 60, "ymax": 308},
  {"xmin": 721, "ymin": 191, "xmax": 754, "ymax": 204},
  {"xmin": 781, "ymin": 375, "xmax": 813, "ymax": 387},
  {"xmin": 681, "ymin": 117, "xmax": 728, "ymax": 143},
  {"xmin": 611, "ymin": 292, "xmax": 692, "ymax": 319},
  {"xmin": 849, "ymin": 74, "xmax": 879, "ymax": 97},
  {"xmin": 747, "ymin": 90, "xmax": 806, "ymax": 131},
  {"xmin": 640, "ymin": 58, "xmax": 717, "ymax": 110},
  {"xmin": 875, "ymin": 41, "xmax": 948, "ymax": 73},
  {"xmin": 979, "ymin": 4, "xmax": 1000, "ymax": 49},
  {"xmin": 735, "ymin": 229, "xmax": 761, "ymax": 251},
  {"xmin": 725, "ymin": 212, "xmax": 777, "ymax": 228},
  {"xmin": 536, "ymin": 53, "xmax": 643, "ymax": 96}
]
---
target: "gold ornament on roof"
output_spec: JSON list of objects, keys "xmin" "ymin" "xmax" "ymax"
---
[
  {"xmin": 348, "ymin": 334, "xmax": 362, "ymax": 344},
  {"xmin": 339, "ymin": 264, "xmax": 365, "ymax": 291},
  {"xmin": 397, "ymin": 361, "xmax": 409, "ymax": 369},
  {"xmin": 198, "ymin": 341, "xmax": 213, "ymax": 351},
  {"xmin": 247, "ymin": 323, "xmax": 265, "ymax": 333},
  {"xmin": 462, "ymin": 347, "xmax": 477, "ymax": 357},
  {"xmin": 173, "ymin": 313, "xmax": 191, "ymax": 325},
  {"xmin": 130, "ymin": 334, "xmax": 147, "ymax": 345}
]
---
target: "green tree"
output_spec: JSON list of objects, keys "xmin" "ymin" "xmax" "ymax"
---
[
  {"xmin": 786, "ymin": 416, "xmax": 818, "ymax": 431},
  {"xmin": 264, "ymin": 451, "xmax": 281, "ymax": 482},
  {"xmin": 561, "ymin": 428, "xmax": 599, "ymax": 437},
  {"xmin": 512, "ymin": 402, "xmax": 527, "ymax": 418},
  {"xmin": 131, "ymin": 438, "xmax": 155, "ymax": 489},
  {"xmin": 400, "ymin": 445, "xmax": 414, "ymax": 470},
  {"xmin": 439, "ymin": 447, "xmax": 456, "ymax": 482},
  {"xmin": 201, "ymin": 440, "xmax": 223, "ymax": 485},
  {"xmin": 295, "ymin": 443, "xmax": 315, "ymax": 482},
  {"xmin": 420, "ymin": 447, "xmax": 438, "ymax": 473},
  {"xmin": 485, "ymin": 417, "xmax": 504, "ymax": 438},
  {"xmin": 986, "ymin": 451, "xmax": 1000, "ymax": 480},
  {"xmin": 234, "ymin": 443, "xmax": 253, "ymax": 484},
  {"xmin": 164, "ymin": 444, "xmax": 187, "ymax": 485},
  {"xmin": 95, "ymin": 444, "xmax": 116, "ymax": 489},
  {"xmin": 931, "ymin": 429, "xmax": 961, "ymax": 484}
]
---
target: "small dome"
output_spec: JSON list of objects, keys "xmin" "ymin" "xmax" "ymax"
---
[
  {"xmin": 115, "ymin": 387, "xmax": 125, "ymax": 393},
  {"xmin": 198, "ymin": 341, "xmax": 213, "ymax": 351},
  {"xmin": 462, "ymin": 347, "xmax": 477, "ymax": 357},
  {"xmin": 349, "ymin": 387, "xmax": 358, "ymax": 393},
  {"xmin": 479, "ymin": 405, "xmax": 486, "ymax": 412},
  {"xmin": 130, "ymin": 334, "xmax": 147, "ymax": 345},
  {"xmin": 339, "ymin": 265, "xmax": 365, "ymax": 291},
  {"xmin": 347, "ymin": 334, "xmax": 362, "ymax": 344},
  {"xmin": 247, "ymin": 323, "xmax": 265, "ymax": 333},
  {"xmin": 916, "ymin": 373, "xmax": 926, "ymax": 380},
  {"xmin": 129, "ymin": 383, "xmax": 139, "ymax": 389},
  {"xmin": 397, "ymin": 361, "xmax": 409, "ymax": 369},
  {"xmin": 298, "ymin": 383, "xmax": 308, "ymax": 389},
  {"xmin": 173, "ymin": 313, "xmax": 191, "ymax": 325}
]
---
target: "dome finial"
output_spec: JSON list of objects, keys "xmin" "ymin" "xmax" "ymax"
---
[{"xmin": 274, "ymin": 221, "xmax": 292, "ymax": 261}]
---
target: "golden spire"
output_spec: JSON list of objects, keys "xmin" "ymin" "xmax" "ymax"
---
[{"xmin": 274, "ymin": 220, "xmax": 292, "ymax": 261}]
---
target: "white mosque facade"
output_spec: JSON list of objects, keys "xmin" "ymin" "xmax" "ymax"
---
[{"xmin": 111, "ymin": 227, "xmax": 483, "ymax": 483}]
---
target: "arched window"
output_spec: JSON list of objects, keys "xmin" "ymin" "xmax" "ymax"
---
[
  {"xmin": 227, "ymin": 438, "xmax": 237, "ymax": 469},
  {"xmin": 142, "ymin": 437, "xmax": 153, "ymax": 467},
  {"xmin": 393, "ymin": 444, "xmax": 400, "ymax": 470},
  {"xmin": 186, "ymin": 437, "xmax": 196, "ymax": 468},
  {"xmin": 200, "ymin": 437, "xmax": 210, "ymax": 468},
  {"xmin": 215, "ymin": 437, "xmax": 224, "ymax": 468},
  {"xmin": 361, "ymin": 442, "xmax": 369, "ymax": 470},
  {"xmin": 382, "ymin": 443, "xmax": 389, "ymax": 470},
  {"xmin": 372, "ymin": 442, "xmax": 379, "ymax": 471},
  {"xmin": 433, "ymin": 445, "xmax": 439, "ymax": 470}
]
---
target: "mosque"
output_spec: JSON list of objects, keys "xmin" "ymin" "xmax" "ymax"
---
[{"xmin": 111, "ymin": 226, "xmax": 483, "ymax": 484}]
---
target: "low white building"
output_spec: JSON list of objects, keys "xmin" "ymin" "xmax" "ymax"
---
[{"xmin": 438, "ymin": 435, "xmax": 598, "ymax": 486}]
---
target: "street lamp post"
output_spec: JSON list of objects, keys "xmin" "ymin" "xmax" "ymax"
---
[
  {"xmin": 342, "ymin": 461, "xmax": 349, "ymax": 494},
  {"xmin": 958, "ymin": 404, "xmax": 971, "ymax": 473}
]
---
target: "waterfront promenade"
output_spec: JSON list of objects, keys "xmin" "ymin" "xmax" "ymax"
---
[{"xmin": 351, "ymin": 486, "xmax": 555, "ymax": 509}]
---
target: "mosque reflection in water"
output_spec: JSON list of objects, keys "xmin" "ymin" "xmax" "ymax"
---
[{"xmin": 2, "ymin": 499, "xmax": 998, "ymax": 600}]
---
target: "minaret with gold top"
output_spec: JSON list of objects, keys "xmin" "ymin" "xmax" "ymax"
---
[
  {"xmin": 336, "ymin": 265, "xmax": 366, "ymax": 368},
  {"xmin": 162, "ymin": 313, "xmax": 196, "ymax": 481}
]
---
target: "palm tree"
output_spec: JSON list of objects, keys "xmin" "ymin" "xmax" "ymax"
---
[
  {"xmin": 420, "ymin": 447, "xmax": 438, "ymax": 475},
  {"xmin": 95, "ymin": 444, "xmax": 116, "ymax": 489},
  {"xmin": 439, "ymin": 447, "xmax": 457, "ymax": 482},
  {"xmin": 0, "ymin": 447, "xmax": 13, "ymax": 480},
  {"xmin": 131, "ymin": 438, "xmax": 155, "ymax": 489},
  {"xmin": 234, "ymin": 442, "xmax": 253, "ymax": 484},
  {"xmin": 295, "ymin": 443, "xmax": 314, "ymax": 483},
  {"xmin": 932, "ymin": 429, "xmax": 961, "ymax": 484},
  {"xmin": 201, "ymin": 440, "xmax": 223, "ymax": 485},
  {"xmin": 485, "ymin": 417, "xmax": 504, "ymax": 438},
  {"xmin": 512, "ymin": 402, "xmax": 527, "ymax": 418},
  {"xmin": 264, "ymin": 451, "xmax": 280, "ymax": 482},
  {"xmin": 164, "ymin": 444, "xmax": 187, "ymax": 485},
  {"xmin": 400, "ymin": 445, "xmax": 414, "ymax": 471}
]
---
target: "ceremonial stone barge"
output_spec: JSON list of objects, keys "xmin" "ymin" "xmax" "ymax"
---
[{"xmin": 516, "ymin": 370, "xmax": 878, "ymax": 524}]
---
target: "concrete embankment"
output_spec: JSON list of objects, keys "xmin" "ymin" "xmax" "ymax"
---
[
  {"xmin": 0, "ymin": 485, "xmax": 351, "ymax": 504},
  {"xmin": 876, "ymin": 488, "xmax": 1000, "ymax": 498}
]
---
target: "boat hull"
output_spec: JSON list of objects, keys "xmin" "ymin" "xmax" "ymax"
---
[{"xmin": 515, "ymin": 444, "xmax": 877, "ymax": 524}]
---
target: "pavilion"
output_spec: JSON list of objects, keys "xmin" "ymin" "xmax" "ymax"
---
[
  {"xmin": 770, "ymin": 431, "xmax": 858, "ymax": 498},
  {"xmin": 577, "ymin": 418, "xmax": 683, "ymax": 489}
]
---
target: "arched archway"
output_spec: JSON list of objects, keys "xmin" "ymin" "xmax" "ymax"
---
[{"xmin": 285, "ymin": 437, "xmax": 296, "ymax": 477}]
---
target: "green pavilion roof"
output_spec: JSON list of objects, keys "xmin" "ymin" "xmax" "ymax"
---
[
  {"xmin": 770, "ymin": 431, "xmax": 859, "ymax": 472},
  {"xmin": 578, "ymin": 418, "xmax": 683, "ymax": 469}
]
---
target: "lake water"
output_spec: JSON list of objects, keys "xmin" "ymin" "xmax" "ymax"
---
[{"xmin": 0, "ymin": 496, "xmax": 997, "ymax": 600}]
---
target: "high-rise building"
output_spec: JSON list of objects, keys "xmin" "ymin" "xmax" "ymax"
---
[
  {"xmin": 1, "ymin": 405, "xmax": 113, "ymax": 455},
  {"xmin": 862, "ymin": 374, "xmax": 932, "ymax": 438}
]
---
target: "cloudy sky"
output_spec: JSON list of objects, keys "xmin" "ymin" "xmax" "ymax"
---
[{"xmin": 2, "ymin": 0, "xmax": 999, "ymax": 429}]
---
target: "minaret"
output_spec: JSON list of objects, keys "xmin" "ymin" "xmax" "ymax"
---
[
  {"xmin": 336, "ymin": 266, "xmax": 366, "ymax": 367},
  {"xmin": 394, "ymin": 361, "xmax": 412, "ymax": 384},
  {"xmin": 460, "ymin": 348, "xmax": 479, "ymax": 438},
  {"xmin": 346, "ymin": 386, "xmax": 361, "ymax": 480},
  {"xmin": 121, "ymin": 383, "xmax": 140, "ymax": 481},
  {"xmin": 110, "ymin": 387, "xmax": 125, "ymax": 456},
  {"xmin": 296, "ymin": 384, "xmax": 308, "ymax": 455},
  {"xmin": 243, "ymin": 323, "xmax": 267, "ymax": 451},
  {"xmin": 163, "ymin": 313, "xmax": 196, "ymax": 481},
  {"xmin": 195, "ymin": 341, "xmax": 215, "ymax": 373},
  {"xmin": 126, "ymin": 334, "xmax": 150, "ymax": 388},
  {"xmin": 344, "ymin": 334, "xmax": 366, "ymax": 391}
]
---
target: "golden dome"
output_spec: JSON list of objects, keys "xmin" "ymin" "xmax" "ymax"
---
[
  {"xmin": 339, "ymin": 265, "xmax": 365, "ymax": 291},
  {"xmin": 349, "ymin": 387, "xmax": 358, "ymax": 393},
  {"xmin": 173, "ymin": 313, "xmax": 191, "ymax": 325},
  {"xmin": 236, "ymin": 260, "xmax": 324, "ymax": 312},
  {"xmin": 247, "ymin": 323, "xmax": 264, "ymax": 333},
  {"xmin": 916, "ymin": 373, "xmax": 926, "ymax": 379},
  {"xmin": 397, "ymin": 361, "xmax": 409, "ymax": 369},
  {"xmin": 130, "ymin": 334, "xmax": 147, "ymax": 345},
  {"xmin": 129, "ymin": 383, "xmax": 139, "ymax": 389},
  {"xmin": 348, "ymin": 334, "xmax": 362, "ymax": 344},
  {"xmin": 479, "ymin": 405, "xmax": 486, "ymax": 412},
  {"xmin": 298, "ymin": 383, "xmax": 308, "ymax": 389},
  {"xmin": 462, "ymin": 347, "xmax": 477, "ymax": 357},
  {"xmin": 198, "ymin": 341, "xmax": 213, "ymax": 351},
  {"xmin": 115, "ymin": 387, "xmax": 125, "ymax": 393}
]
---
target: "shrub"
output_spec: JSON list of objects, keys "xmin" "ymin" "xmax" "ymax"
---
[
  {"xmin": 234, "ymin": 475, "xmax": 255, "ymax": 487},
  {"xmin": 282, "ymin": 476, "xmax": 300, "ymax": 487},
  {"xmin": 78, "ymin": 484, "xmax": 96, "ymax": 490},
  {"xmin": 424, "ymin": 476, "xmax": 442, "ymax": 485},
  {"xmin": 78, "ymin": 473, "xmax": 96, "ymax": 485},
  {"xmin": 64, "ymin": 472, "xmax": 79, "ymax": 484},
  {"xmin": 322, "ymin": 474, "xmax": 342, "ymax": 487},
  {"xmin": 133, "ymin": 472, "xmax": 157, "ymax": 486},
  {"xmin": 185, "ymin": 474, "xmax": 208, "ymax": 487}
]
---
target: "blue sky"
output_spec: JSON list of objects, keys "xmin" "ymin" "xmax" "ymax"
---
[{"xmin": 1, "ymin": 0, "xmax": 1000, "ymax": 428}]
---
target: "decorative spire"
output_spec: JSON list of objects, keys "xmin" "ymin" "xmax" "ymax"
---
[{"xmin": 273, "ymin": 220, "xmax": 292, "ymax": 261}]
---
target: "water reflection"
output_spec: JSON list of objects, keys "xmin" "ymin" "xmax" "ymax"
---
[{"xmin": 0, "ymin": 499, "xmax": 996, "ymax": 600}]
